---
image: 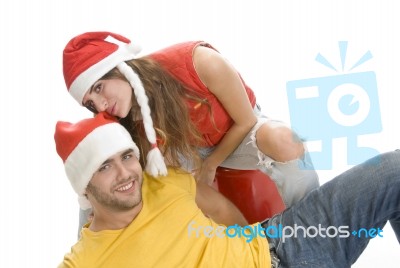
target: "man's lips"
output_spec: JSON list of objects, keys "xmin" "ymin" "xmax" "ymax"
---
[{"xmin": 115, "ymin": 180, "xmax": 135, "ymax": 193}]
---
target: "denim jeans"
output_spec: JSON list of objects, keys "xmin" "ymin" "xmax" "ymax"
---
[{"xmin": 263, "ymin": 150, "xmax": 400, "ymax": 267}]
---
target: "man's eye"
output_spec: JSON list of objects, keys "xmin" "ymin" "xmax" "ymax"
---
[
  {"xmin": 98, "ymin": 164, "xmax": 109, "ymax": 172},
  {"xmin": 123, "ymin": 154, "xmax": 133, "ymax": 160}
]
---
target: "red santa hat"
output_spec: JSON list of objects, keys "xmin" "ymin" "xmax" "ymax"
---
[
  {"xmin": 54, "ymin": 112, "xmax": 140, "ymax": 209},
  {"xmin": 63, "ymin": 31, "xmax": 167, "ymax": 177}
]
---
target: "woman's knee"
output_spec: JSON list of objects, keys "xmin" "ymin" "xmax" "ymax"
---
[{"xmin": 255, "ymin": 124, "xmax": 305, "ymax": 162}]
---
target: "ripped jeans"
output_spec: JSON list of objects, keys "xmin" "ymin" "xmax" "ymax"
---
[{"xmin": 196, "ymin": 105, "xmax": 320, "ymax": 208}]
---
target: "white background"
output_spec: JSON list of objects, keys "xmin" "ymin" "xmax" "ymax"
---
[{"xmin": 0, "ymin": 0, "xmax": 398, "ymax": 267}]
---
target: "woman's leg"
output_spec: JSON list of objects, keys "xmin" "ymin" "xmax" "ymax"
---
[
  {"xmin": 214, "ymin": 118, "xmax": 320, "ymax": 207},
  {"xmin": 198, "ymin": 105, "xmax": 320, "ymax": 207}
]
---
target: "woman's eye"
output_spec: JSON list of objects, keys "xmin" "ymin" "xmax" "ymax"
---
[
  {"xmin": 94, "ymin": 83, "xmax": 102, "ymax": 93},
  {"xmin": 84, "ymin": 101, "xmax": 98, "ymax": 114}
]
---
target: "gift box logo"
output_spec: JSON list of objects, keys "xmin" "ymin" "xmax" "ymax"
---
[{"xmin": 286, "ymin": 41, "xmax": 382, "ymax": 169}]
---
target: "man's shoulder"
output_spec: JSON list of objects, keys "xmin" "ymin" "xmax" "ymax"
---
[
  {"xmin": 144, "ymin": 167, "xmax": 196, "ymax": 194},
  {"xmin": 57, "ymin": 240, "xmax": 86, "ymax": 268}
]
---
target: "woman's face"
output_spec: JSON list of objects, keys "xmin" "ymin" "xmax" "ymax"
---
[{"xmin": 82, "ymin": 78, "xmax": 133, "ymax": 118}]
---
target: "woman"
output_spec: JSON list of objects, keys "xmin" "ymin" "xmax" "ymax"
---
[{"xmin": 63, "ymin": 31, "xmax": 319, "ymax": 210}]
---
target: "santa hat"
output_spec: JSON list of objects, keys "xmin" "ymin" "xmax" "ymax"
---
[
  {"xmin": 63, "ymin": 31, "xmax": 167, "ymax": 177},
  {"xmin": 54, "ymin": 112, "xmax": 140, "ymax": 209}
]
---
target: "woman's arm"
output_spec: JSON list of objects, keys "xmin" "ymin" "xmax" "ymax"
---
[
  {"xmin": 193, "ymin": 46, "xmax": 257, "ymax": 184},
  {"xmin": 195, "ymin": 181, "xmax": 248, "ymax": 227}
]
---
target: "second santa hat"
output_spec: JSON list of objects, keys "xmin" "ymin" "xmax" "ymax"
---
[
  {"xmin": 63, "ymin": 31, "xmax": 167, "ymax": 177},
  {"xmin": 55, "ymin": 112, "xmax": 140, "ymax": 209}
]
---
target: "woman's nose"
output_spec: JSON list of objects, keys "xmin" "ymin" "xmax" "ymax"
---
[{"xmin": 95, "ymin": 98, "xmax": 108, "ymax": 112}]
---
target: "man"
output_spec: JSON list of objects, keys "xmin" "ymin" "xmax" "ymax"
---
[{"xmin": 55, "ymin": 112, "xmax": 400, "ymax": 267}]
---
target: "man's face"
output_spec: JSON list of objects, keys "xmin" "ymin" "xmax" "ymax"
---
[{"xmin": 86, "ymin": 149, "xmax": 143, "ymax": 212}]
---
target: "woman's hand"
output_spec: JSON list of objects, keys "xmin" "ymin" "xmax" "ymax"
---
[{"xmin": 194, "ymin": 158, "xmax": 218, "ymax": 186}]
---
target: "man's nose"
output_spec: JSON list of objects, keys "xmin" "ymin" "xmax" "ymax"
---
[{"xmin": 115, "ymin": 162, "xmax": 130, "ymax": 180}]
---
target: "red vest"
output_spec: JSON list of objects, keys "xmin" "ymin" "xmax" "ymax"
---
[{"xmin": 149, "ymin": 41, "xmax": 256, "ymax": 146}]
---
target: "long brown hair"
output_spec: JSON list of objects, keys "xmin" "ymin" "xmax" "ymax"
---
[{"xmin": 102, "ymin": 57, "xmax": 205, "ymax": 169}]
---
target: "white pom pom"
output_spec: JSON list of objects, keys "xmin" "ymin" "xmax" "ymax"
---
[
  {"xmin": 128, "ymin": 43, "xmax": 142, "ymax": 55},
  {"xmin": 78, "ymin": 195, "xmax": 92, "ymax": 210},
  {"xmin": 145, "ymin": 147, "xmax": 168, "ymax": 177}
]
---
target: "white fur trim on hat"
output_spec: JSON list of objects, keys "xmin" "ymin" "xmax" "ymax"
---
[
  {"xmin": 64, "ymin": 123, "xmax": 139, "ymax": 209},
  {"xmin": 69, "ymin": 36, "xmax": 142, "ymax": 105}
]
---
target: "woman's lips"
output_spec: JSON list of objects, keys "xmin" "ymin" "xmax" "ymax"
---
[{"xmin": 108, "ymin": 103, "xmax": 116, "ymax": 115}]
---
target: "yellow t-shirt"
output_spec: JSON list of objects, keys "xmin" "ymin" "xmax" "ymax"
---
[{"xmin": 59, "ymin": 168, "xmax": 270, "ymax": 267}]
